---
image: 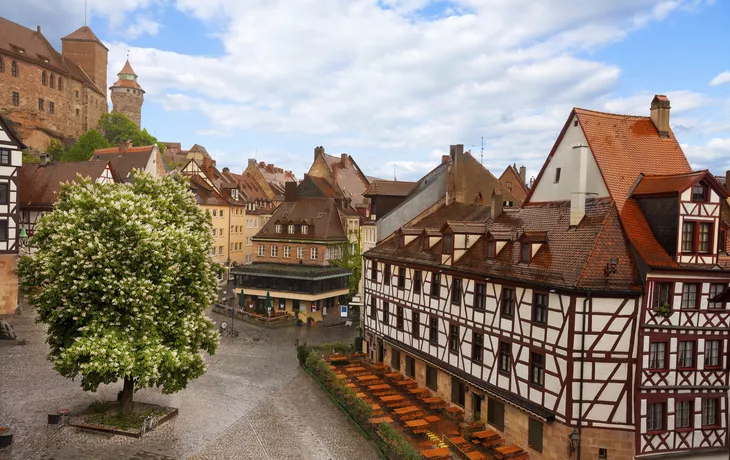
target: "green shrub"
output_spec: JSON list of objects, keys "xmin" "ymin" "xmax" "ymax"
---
[{"xmin": 378, "ymin": 422, "xmax": 421, "ymax": 460}]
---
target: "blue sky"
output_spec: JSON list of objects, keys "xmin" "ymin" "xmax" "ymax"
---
[{"xmin": 2, "ymin": 0, "xmax": 729, "ymax": 181}]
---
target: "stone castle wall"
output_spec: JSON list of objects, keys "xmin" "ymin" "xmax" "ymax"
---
[
  {"xmin": 111, "ymin": 92, "xmax": 143, "ymax": 128},
  {"xmin": 0, "ymin": 255, "xmax": 18, "ymax": 315}
]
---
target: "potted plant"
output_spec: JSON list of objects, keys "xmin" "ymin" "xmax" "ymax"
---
[
  {"xmin": 307, "ymin": 316, "xmax": 315, "ymax": 326},
  {"xmin": 655, "ymin": 301, "xmax": 672, "ymax": 318},
  {"xmin": 0, "ymin": 424, "xmax": 13, "ymax": 448}
]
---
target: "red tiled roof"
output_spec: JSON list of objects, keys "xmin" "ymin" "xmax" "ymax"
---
[
  {"xmin": 94, "ymin": 145, "xmax": 155, "ymax": 155},
  {"xmin": 620, "ymin": 199, "xmax": 679, "ymax": 268},
  {"xmin": 61, "ymin": 26, "xmax": 107, "ymax": 49},
  {"xmin": 574, "ymin": 108, "xmax": 692, "ymax": 211},
  {"xmin": 256, "ymin": 197, "xmax": 348, "ymax": 241},
  {"xmin": 118, "ymin": 59, "xmax": 137, "ymax": 76},
  {"xmin": 498, "ymin": 166, "xmax": 529, "ymax": 203},
  {"xmin": 18, "ymin": 161, "xmax": 112, "ymax": 207},
  {"xmin": 631, "ymin": 171, "xmax": 705, "ymax": 196},
  {"xmin": 364, "ymin": 180, "xmax": 417, "ymax": 197},
  {"xmin": 110, "ymin": 78, "xmax": 143, "ymax": 90},
  {"xmin": 91, "ymin": 145, "xmax": 156, "ymax": 181},
  {"xmin": 188, "ymin": 174, "xmax": 228, "ymax": 206}
]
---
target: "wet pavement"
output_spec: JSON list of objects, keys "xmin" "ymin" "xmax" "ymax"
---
[{"xmin": 0, "ymin": 309, "xmax": 378, "ymax": 460}]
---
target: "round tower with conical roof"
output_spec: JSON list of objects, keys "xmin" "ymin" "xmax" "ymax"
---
[{"xmin": 109, "ymin": 60, "xmax": 144, "ymax": 128}]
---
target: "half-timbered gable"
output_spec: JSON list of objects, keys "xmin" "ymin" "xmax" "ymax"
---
[{"xmin": 0, "ymin": 114, "xmax": 24, "ymax": 314}]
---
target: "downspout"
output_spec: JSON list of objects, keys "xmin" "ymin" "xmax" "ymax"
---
[{"xmin": 578, "ymin": 291, "xmax": 590, "ymax": 460}]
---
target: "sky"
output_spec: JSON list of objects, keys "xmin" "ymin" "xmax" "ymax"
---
[{"xmin": 1, "ymin": 0, "xmax": 729, "ymax": 182}]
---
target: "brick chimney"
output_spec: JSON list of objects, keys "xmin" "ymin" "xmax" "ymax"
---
[
  {"xmin": 314, "ymin": 146, "xmax": 325, "ymax": 160},
  {"xmin": 490, "ymin": 189, "xmax": 503, "ymax": 219},
  {"xmin": 570, "ymin": 143, "xmax": 589, "ymax": 226},
  {"xmin": 650, "ymin": 94, "xmax": 671, "ymax": 138},
  {"xmin": 341, "ymin": 153, "xmax": 348, "ymax": 167},
  {"xmin": 441, "ymin": 155, "xmax": 450, "ymax": 164},
  {"xmin": 266, "ymin": 164, "xmax": 274, "ymax": 173},
  {"xmin": 248, "ymin": 158, "xmax": 256, "ymax": 166},
  {"xmin": 285, "ymin": 181, "xmax": 297, "ymax": 202},
  {"xmin": 725, "ymin": 171, "xmax": 730, "ymax": 194},
  {"xmin": 222, "ymin": 167, "xmax": 230, "ymax": 174},
  {"xmin": 519, "ymin": 166, "xmax": 526, "ymax": 185},
  {"xmin": 449, "ymin": 144, "xmax": 464, "ymax": 160},
  {"xmin": 202, "ymin": 156, "xmax": 213, "ymax": 180}
]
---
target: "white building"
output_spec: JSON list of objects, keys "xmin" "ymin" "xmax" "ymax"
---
[{"xmin": 0, "ymin": 114, "xmax": 23, "ymax": 314}]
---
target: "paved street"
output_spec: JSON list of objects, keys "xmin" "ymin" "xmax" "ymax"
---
[{"xmin": 0, "ymin": 309, "xmax": 378, "ymax": 460}]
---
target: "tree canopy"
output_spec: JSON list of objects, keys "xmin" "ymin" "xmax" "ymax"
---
[
  {"xmin": 329, "ymin": 241, "xmax": 362, "ymax": 301},
  {"xmin": 18, "ymin": 173, "xmax": 220, "ymax": 410}
]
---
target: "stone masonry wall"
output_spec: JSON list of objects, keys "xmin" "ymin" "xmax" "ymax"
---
[
  {"xmin": 111, "ymin": 92, "xmax": 143, "ymax": 128},
  {"xmin": 0, "ymin": 255, "xmax": 18, "ymax": 315}
]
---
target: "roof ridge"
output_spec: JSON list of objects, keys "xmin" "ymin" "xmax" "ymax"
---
[
  {"xmin": 641, "ymin": 170, "xmax": 707, "ymax": 179},
  {"xmin": 574, "ymin": 107, "xmax": 649, "ymax": 119}
]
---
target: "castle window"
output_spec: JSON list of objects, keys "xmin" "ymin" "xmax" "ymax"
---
[
  {"xmin": 12, "ymin": 92, "xmax": 19, "ymax": 107},
  {"xmin": 49, "ymin": 102, "xmax": 54, "ymax": 114},
  {"xmin": 0, "ymin": 56, "xmax": 3, "ymax": 72},
  {"xmin": 11, "ymin": 61, "xmax": 18, "ymax": 77},
  {"xmin": 38, "ymin": 98, "xmax": 44, "ymax": 111},
  {"xmin": 76, "ymin": 108, "xmax": 80, "ymax": 117},
  {"xmin": 49, "ymin": 74, "xmax": 55, "ymax": 89},
  {"xmin": 42, "ymin": 71, "xmax": 47, "ymax": 86},
  {"xmin": 58, "ymin": 77, "xmax": 63, "ymax": 91},
  {"xmin": 75, "ymin": 90, "xmax": 79, "ymax": 98}
]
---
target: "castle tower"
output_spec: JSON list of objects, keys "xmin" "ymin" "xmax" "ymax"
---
[
  {"xmin": 61, "ymin": 26, "xmax": 109, "ymax": 92},
  {"xmin": 110, "ymin": 60, "xmax": 145, "ymax": 128}
]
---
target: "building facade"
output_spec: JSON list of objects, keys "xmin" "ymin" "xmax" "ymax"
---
[
  {"xmin": 242, "ymin": 158, "xmax": 297, "ymax": 204},
  {"xmin": 0, "ymin": 17, "xmax": 108, "ymax": 151},
  {"xmin": 109, "ymin": 60, "xmax": 144, "ymax": 128},
  {"xmin": 363, "ymin": 95, "xmax": 730, "ymax": 460},
  {"xmin": 0, "ymin": 114, "xmax": 24, "ymax": 314}
]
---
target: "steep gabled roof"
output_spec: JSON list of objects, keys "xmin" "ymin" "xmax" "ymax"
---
[
  {"xmin": 364, "ymin": 180, "xmax": 417, "ymax": 197},
  {"xmin": 256, "ymin": 197, "xmax": 348, "ymax": 241},
  {"xmin": 18, "ymin": 161, "xmax": 113, "ymax": 207},
  {"xmin": 498, "ymin": 165, "xmax": 528, "ymax": 203},
  {"xmin": 91, "ymin": 145, "xmax": 156, "ymax": 181},
  {"xmin": 61, "ymin": 26, "xmax": 107, "ymax": 49},
  {"xmin": 631, "ymin": 170, "xmax": 728, "ymax": 199}
]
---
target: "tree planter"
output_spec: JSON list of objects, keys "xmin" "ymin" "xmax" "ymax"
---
[{"xmin": 0, "ymin": 428, "xmax": 14, "ymax": 448}]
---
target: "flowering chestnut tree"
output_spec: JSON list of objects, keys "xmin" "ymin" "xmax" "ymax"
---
[{"xmin": 18, "ymin": 173, "xmax": 220, "ymax": 412}]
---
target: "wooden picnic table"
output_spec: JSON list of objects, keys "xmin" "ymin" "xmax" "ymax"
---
[
  {"xmin": 384, "ymin": 371, "xmax": 402, "ymax": 379},
  {"xmin": 409, "ymin": 387, "xmax": 430, "ymax": 396},
  {"xmin": 472, "ymin": 429, "xmax": 500, "ymax": 440},
  {"xmin": 379, "ymin": 394, "xmax": 404, "ymax": 402},
  {"xmin": 466, "ymin": 451, "xmax": 485, "ymax": 460},
  {"xmin": 368, "ymin": 384, "xmax": 391, "ymax": 391},
  {"xmin": 357, "ymin": 375, "xmax": 378, "ymax": 382},
  {"xmin": 356, "ymin": 392, "xmax": 367, "ymax": 399},
  {"xmin": 345, "ymin": 366, "xmax": 366, "ymax": 373},
  {"xmin": 346, "ymin": 383, "xmax": 357, "ymax": 388},
  {"xmin": 405, "ymin": 419, "xmax": 429, "ymax": 428},
  {"xmin": 393, "ymin": 405, "xmax": 420, "ymax": 415},
  {"xmin": 330, "ymin": 356, "xmax": 348, "ymax": 363},
  {"xmin": 449, "ymin": 436, "xmax": 468, "ymax": 445},
  {"xmin": 334, "ymin": 373, "xmax": 347, "ymax": 380},
  {"xmin": 420, "ymin": 447, "xmax": 450, "ymax": 459},
  {"xmin": 446, "ymin": 406, "xmax": 464, "ymax": 415},
  {"xmin": 495, "ymin": 444, "xmax": 524, "ymax": 459},
  {"xmin": 423, "ymin": 397, "xmax": 444, "ymax": 404},
  {"xmin": 369, "ymin": 416, "xmax": 393, "ymax": 424},
  {"xmin": 372, "ymin": 363, "xmax": 388, "ymax": 370},
  {"xmin": 395, "ymin": 379, "xmax": 418, "ymax": 388},
  {"xmin": 424, "ymin": 415, "xmax": 440, "ymax": 423}
]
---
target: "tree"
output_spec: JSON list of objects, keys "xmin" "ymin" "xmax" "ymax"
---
[
  {"xmin": 329, "ymin": 240, "xmax": 362, "ymax": 301},
  {"xmin": 97, "ymin": 112, "xmax": 139, "ymax": 146},
  {"xmin": 17, "ymin": 173, "xmax": 220, "ymax": 412},
  {"xmin": 46, "ymin": 139, "xmax": 66, "ymax": 162},
  {"xmin": 61, "ymin": 129, "xmax": 110, "ymax": 162}
]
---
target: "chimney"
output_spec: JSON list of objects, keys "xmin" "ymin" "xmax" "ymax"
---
[
  {"xmin": 650, "ymin": 94, "xmax": 671, "ymax": 138},
  {"xmin": 202, "ymin": 156, "xmax": 212, "ymax": 179},
  {"xmin": 725, "ymin": 171, "xmax": 730, "ymax": 194},
  {"xmin": 248, "ymin": 158, "xmax": 256, "ymax": 166},
  {"xmin": 259, "ymin": 161, "xmax": 265, "ymax": 167},
  {"xmin": 266, "ymin": 164, "xmax": 274, "ymax": 173},
  {"xmin": 37, "ymin": 26, "xmax": 41, "ymax": 33},
  {"xmin": 490, "ymin": 189, "xmax": 503, "ymax": 220},
  {"xmin": 222, "ymin": 167, "xmax": 230, "ymax": 174},
  {"xmin": 314, "ymin": 146, "xmax": 325, "ymax": 160},
  {"xmin": 285, "ymin": 181, "xmax": 297, "ymax": 202},
  {"xmin": 441, "ymin": 155, "xmax": 450, "ymax": 164},
  {"xmin": 341, "ymin": 153, "xmax": 347, "ymax": 167},
  {"xmin": 570, "ymin": 143, "xmax": 589, "ymax": 226},
  {"xmin": 519, "ymin": 166, "xmax": 527, "ymax": 185},
  {"xmin": 449, "ymin": 144, "xmax": 464, "ymax": 159},
  {"xmin": 211, "ymin": 159, "xmax": 217, "ymax": 167},
  {"xmin": 39, "ymin": 153, "xmax": 49, "ymax": 166}
]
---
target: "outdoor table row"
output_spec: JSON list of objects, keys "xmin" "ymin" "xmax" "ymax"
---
[
  {"xmin": 368, "ymin": 416, "xmax": 393, "ymax": 424},
  {"xmin": 408, "ymin": 387, "xmax": 431, "ymax": 398},
  {"xmin": 372, "ymin": 364, "xmax": 389, "ymax": 372},
  {"xmin": 329, "ymin": 355, "xmax": 348, "ymax": 364},
  {"xmin": 494, "ymin": 443, "xmax": 526, "ymax": 459},
  {"xmin": 384, "ymin": 371, "xmax": 402, "ymax": 380},
  {"xmin": 395, "ymin": 379, "xmax": 418, "ymax": 389},
  {"xmin": 345, "ymin": 366, "xmax": 366, "ymax": 373},
  {"xmin": 420, "ymin": 447, "xmax": 450, "ymax": 459}
]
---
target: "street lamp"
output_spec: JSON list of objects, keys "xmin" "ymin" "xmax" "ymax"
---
[{"xmin": 568, "ymin": 429, "xmax": 581, "ymax": 455}]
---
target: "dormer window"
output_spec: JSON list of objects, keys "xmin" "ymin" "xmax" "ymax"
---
[
  {"xmin": 692, "ymin": 183, "xmax": 708, "ymax": 202},
  {"xmin": 288, "ymin": 224, "xmax": 295, "ymax": 234},
  {"xmin": 301, "ymin": 225, "xmax": 308, "ymax": 235},
  {"xmin": 682, "ymin": 221, "xmax": 713, "ymax": 254},
  {"xmin": 442, "ymin": 234, "xmax": 453, "ymax": 254},
  {"xmin": 422, "ymin": 236, "xmax": 429, "ymax": 251},
  {"xmin": 275, "ymin": 224, "xmax": 282, "ymax": 234},
  {"xmin": 486, "ymin": 240, "xmax": 496, "ymax": 259},
  {"xmin": 520, "ymin": 243, "xmax": 531, "ymax": 263}
]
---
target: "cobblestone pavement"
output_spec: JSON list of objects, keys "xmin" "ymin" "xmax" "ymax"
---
[{"xmin": 0, "ymin": 310, "xmax": 378, "ymax": 460}]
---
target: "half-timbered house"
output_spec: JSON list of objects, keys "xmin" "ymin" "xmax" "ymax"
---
[
  {"xmin": 363, "ymin": 95, "xmax": 730, "ymax": 460},
  {"xmin": 0, "ymin": 114, "xmax": 24, "ymax": 314}
]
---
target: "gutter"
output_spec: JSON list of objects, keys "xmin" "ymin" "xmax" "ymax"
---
[{"xmin": 578, "ymin": 291, "xmax": 590, "ymax": 460}]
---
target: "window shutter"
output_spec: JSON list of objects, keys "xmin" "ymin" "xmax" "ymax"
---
[{"xmin": 528, "ymin": 418, "xmax": 543, "ymax": 452}]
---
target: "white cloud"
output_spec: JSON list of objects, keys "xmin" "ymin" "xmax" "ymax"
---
[
  {"xmin": 123, "ymin": 15, "xmax": 162, "ymax": 39},
  {"xmin": 710, "ymin": 71, "xmax": 730, "ymax": 86}
]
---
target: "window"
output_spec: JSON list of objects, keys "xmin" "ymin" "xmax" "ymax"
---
[
  {"xmin": 0, "ymin": 150, "xmax": 8, "ymax": 166},
  {"xmin": 451, "ymin": 376, "xmax": 466, "ymax": 407},
  {"xmin": 414, "ymin": 270, "xmax": 422, "ymax": 294},
  {"xmin": 42, "ymin": 71, "xmax": 47, "ymax": 85},
  {"xmin": 520, "ymin": 243, "xmax": 531, "ymax": 262},
  {"xmin": 310, "ymin": 247, "xmax": 318, "ymax": 260},
  {"xmin": 430, "ymin": 272, "xmax": 440, "ymax": 297},
  {"xmin": 0, "ymin": 220, "xmax": 7, "ymax": 241},
  {"xmin": 49, "ymin": 102, "xmax": 54, "ymax": 114},
  {"xmin": 649, "ymin": 342, "xmax": 667, "ymax": 370},
  {"xmin": 405, "ymin": 355, "xmax": 415, "ymax": 378},
  {"xmin": 487, "ymin": 398, "xmax": 505, "ymax": 431},
  {"xmin": 257, "ymin": 245, "xmax": 265, "ymax": 257},
  {"xmin": 288, "ymin": 224, "xmax": 295, "ymax": 234},
  {"xmin": 702, "ymin": 398, "xmax": 718, "ymax": 426},
  {"xmin": 275, "ymin": 224, "xmax": 282, "ymax": 233},
  {"xmin": 383, "ymin": 301, "xmax": 389, "ymax": 325},
  {"xmin": 370, "ymin": 261, "xmax": 377, "ymax": 281},
  {"xmin": 391, "ymin": 348, "xmax": 401, "ymax": 371},
  {"xmin": 212, "ymin": 228, "xmax": 217, "ymax": 237},
  {"xmin": 413, "ymin": 311, "xmax": 420, "ymax": 338},
  {"xmin": 449, "ymin": 324, "xmax": 459, "ymax": 353},
  {"xmin": 212, "ymin": 209, "xmax": 217, "ymax": 217},
  {"xmin": 533, "ymin": 293, "xmax": 547, "ymax": 324},
  {"xmin": 75, "ymin": 108, "xmax": 80, "ymax": 117},
  {"xmin": 74, "ymin": 90, "xmax": 79, "ymax": 98},
  {"xmin": 397, "ymin": 266, "xmax": 405, "ymax": 289},
  {"xmin": 0, "ymin": 56, "xmax": 3, "ymax": 72},
  {"xmin": 530, "ymin": 352, "xmax": 544, "ymax": 387},
  {"xmin": 709, "ymin": 283, "xmax": 726, "ymax": 309},
  {"xmin": 426, "ymin": 365, "xmax": 438, "ymax": 390},
  {"xmin": 301, "ymin": 225, "xmax": 308, "ymax": 234},
  {"xmin": 38, "ymin": 98, "xmax": 44, "ymax": 111},
  {"xmin": 429, "ymin": 316, "xmax": 438, "ymax": 343},
  {"xmin": 528, "ymin": 418, "xmax": 543, "ymax": 453},
  {"xmin": 705, "ymin": 340, "xmax": 721, "ymax": 368},
  {"xmin": 474, "ymin": 283, "xmax": 486, "ymax": 310},
  {"xmin": 218, "ymin": 246, "xmax": 223, "ymax": 255},
  {"xmin": 284, "ymin": 246, "xmax": 291, "ymax": 258},
  {"xmin": 554, "ymin": 167, "xmax": 561, "ymax": 183},
  {"xmin": 486, "ymin": 240, "xmax": 496, "ymax": 259},
  {"xmin": 647, "ymin": 402, "xmax": 665, "ymax": 432},
  {"xmin": 11, "ymin": 92, "xmax": 19, "ymax": 106},
  {"xmin": 451, "ymin": 278, "xmax": 462, "ymax": 306},
  {"xmin": 506, "ymin": 180, "xmax": 512, "ymax": 191},
  {"xmin": 682, "ymin": 221, "xmax": 694, "ymax": 252},
  {"xmin": 58, "ymin": 77, "xmax": 63, "ymax": 91},
  {"xmin": 677, "ymin": 341, "xmax": 695, "ymax": 369},
  {"xmin": 297, "ymin": 247, "xmax": 304, "ymax": 259},
  {"xmin": 369, "ymin": 296, "xmax": 376, "ymax": 319},
  {"xmin": 220, "ymin": 209, "xmax": 224, "ymax": 217},
  {"xmin": 442, "ymin": 234, "xmax": 453, "ymax": 254},
  {"xmin": 220, "ymin": 229, "xmax": 224, "ymax": 237},
  {"xmin": 692, "ymin": 183, "xmax": 707, "ymax": 202},
  {"xmin": 472, "ymin": 332, "xmax": 483, "ymax": 362},
  {"xmin": 719, "ymin": 229, "xmax": 727, "ymax": 253},
  {"xmin": 384, "ymin": 264, "xmax": 391, "ymax": 285},
  {"xmin": 699, "ymin": 222, "xmax": 712, "ymax": 253},
  {"xmin": 676, "ymin": 400, "xmax": 692, "ymax": 429},
  {"xmin": 0, "ymin": 183, "xmax": 7, "ymax": 205},
  {"xmin": 498, "ymin": 342, "xmax": 510, "ymax": 374},
  {"xmin": 501, "ymin": 287, "xmax": 515, "ymax": 318},
  {"xmin": 652, "ymin": 282, "xmax": 672, "ymax": 309},
  {"xmin": 681, "ymin": 284, "xmax": 699, "ymax": 309},
  {"xmin": 396, "ymin": 306, "xmax": 404, "ymax": 330},
  {"xmin": 49, "ymin": 74, "xmax": 55, "ymax": 88}
]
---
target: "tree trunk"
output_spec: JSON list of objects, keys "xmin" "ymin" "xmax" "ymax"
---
[{"xmin": 120, "ymin": 377, "xmax": 134, "ymax": 413}]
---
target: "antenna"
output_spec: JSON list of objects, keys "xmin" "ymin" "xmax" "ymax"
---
[
  {"xmin": 84, "ymin": 0, "xmax": 88, "ymax": 27},
  {"xmin": 480, "ymin": 137, "xmax": 484, "ymax": 165},
  {"xmin": 393, "ymin": 163, "xmax": 397, "ymax": 181},
  {"xmin": 127, "ymin": 49, "xmax": 130, "ymax": 60}
]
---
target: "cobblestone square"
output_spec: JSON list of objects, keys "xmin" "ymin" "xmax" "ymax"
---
[{"xmin": 0, "ymin": 309, "xmax": 379, "ymax": 460}]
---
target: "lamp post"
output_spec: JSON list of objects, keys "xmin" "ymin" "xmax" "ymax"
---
[
  {"xmin": 16, "ymin": 228, "xmax": 28, "ymax": 315},
  {"xmin": 568, "ymin": 429, "xmax": 581, "ymax": 456}
]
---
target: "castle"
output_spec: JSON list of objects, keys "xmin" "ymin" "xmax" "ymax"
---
[{"xmin": 0, "ymin": 17, "xmax": 144, "ymax": 151}]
